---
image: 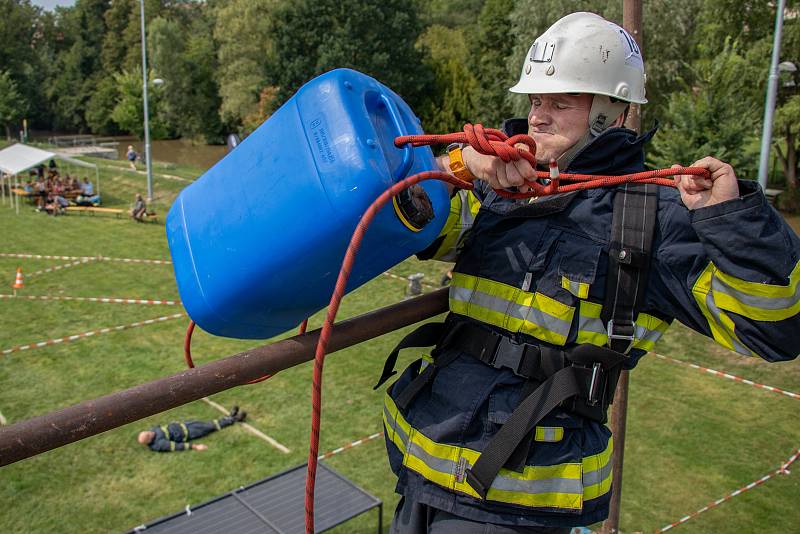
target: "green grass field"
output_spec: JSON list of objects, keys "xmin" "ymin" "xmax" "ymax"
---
[{"xmin": 0, "ymin": 159, "xmax": 797, "ymax": 533}]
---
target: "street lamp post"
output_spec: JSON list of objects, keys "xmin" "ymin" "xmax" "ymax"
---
[
  {"xmin": 757, "ymin": 0, "xmax": 787, "ymax": 191},
  {"xmin": 139, "ymin": 0, "xmax": 154, "ymax": 202}
]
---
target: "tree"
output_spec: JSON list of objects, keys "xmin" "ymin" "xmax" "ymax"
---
[
  {"xmin": 269, "ymin": 0, "xmax": 431, "ymax": 113},
  {"xmin": 416, "ymin": 25, "xmax": 478, "ymax": 134},
  {"xmin": 110, "ymin": 68, "xmax": 167, "ymax": 139},
  {"xmin": 213, "ymin": 0, "xmax": 275, "ymax": 131},
  {"xmin": 0, "ymin": 70, "xmax": 25, "ymax": 139},
  {"xmin": 47, "ymin": 0, "xmax": 111, "ymax": 132},
  {"xmin": 648, "ymin": 41, "xmax": 764, "ymax": 179},
  {"xmin": 774, "ymin": 93, "xmax": 800, "ymax": 195},
  {"xmin": 0, "ymin": 0, "xmax": 50, "ymax": 129},
  {"xmin": 469, "ymin": 0, "xmax": 514, "ymax": 127}
]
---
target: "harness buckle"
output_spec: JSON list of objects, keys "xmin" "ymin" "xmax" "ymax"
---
[
  {"xmin": 490, "ymin": 337, "xmax": 528, "ymax": 377},
  {"xmin": 587, "ymin": 362, "xmax": 603, "ymax": 406},
  {"xmin": 606, "ymin": 319, "xmax": 635, "ymax": 354}
]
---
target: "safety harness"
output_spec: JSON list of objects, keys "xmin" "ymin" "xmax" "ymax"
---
[{"xmin": 375, "ymin": 181, "xmax": 658, "ymax": 499}]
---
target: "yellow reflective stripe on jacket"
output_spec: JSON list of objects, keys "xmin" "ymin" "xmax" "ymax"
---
[
  {"xmin": 582, "ymin": 438, "xmax": 614, "ymax": 500},
  {"xmin": 214, "ymin": 419, "xmax": 222, "ymax": 431},
  {"xmin": 450, "ymin": 273, "xmax": 574, "ymax": 345},
  {"xmin": 561, "ymin": 276, "xmax": 589, "ymax": 299},
  {"xmin": 179, "ymin": 423, "xmax": 189, "ymax": 442},
  {"xmin": 429, "ymin": 190, "xmax": 482, "ymax": 262},
  {"xmin": 535, "ymin": 426, "xmax": 564, "ymax": 442},
  {"xmin": 383, "ymin": 393, "xmax": 610, "ymax": 510},
  {"xmin": 692, "ymin": 264, "xmax": 758, "ymax": 356},
  {"xmin": 576, "ymin": 300, "xmax": 669, "ymax": 351},
  {"xmin": 706, "ymin": 261, "xmax": 800, "ymax": 322}
]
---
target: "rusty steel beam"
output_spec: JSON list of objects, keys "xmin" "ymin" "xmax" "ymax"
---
[{"xmin": 0, "ymin": 288, "xmax": 449, "ymax": 466}]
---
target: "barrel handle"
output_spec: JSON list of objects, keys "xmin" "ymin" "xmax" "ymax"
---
[{"xmin": 379, "ymin": 93, "xmax": 415, "ymax": 181}]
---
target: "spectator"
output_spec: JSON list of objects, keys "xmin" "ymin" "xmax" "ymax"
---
[
  {"xmin": 48, "ymin": 158, "xmax": 57, "ymax": 171},
  {"xmin": 126, "ymin": 145, "xmax": 138, "ymax": 170},
  {"xmin": 81, "ymin": 177, "xmax": 94, "ymax": 196},
  {"xmin": 35, "ymin": 178, "xmax": 47, "ymax": 209},
  {"xmin": 131, "ymin": 193, "xmax": 147, "ymax": 222},
  {"xmin": 137, "ymin": 406, "xmax": 247, "ymax": 452}
]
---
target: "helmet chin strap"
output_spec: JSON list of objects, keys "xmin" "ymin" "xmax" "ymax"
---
[{"xmin": 555, "ymin": 95, "xmax": 629, "ymax": 169}]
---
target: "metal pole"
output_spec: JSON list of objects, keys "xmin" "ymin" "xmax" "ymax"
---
[
  {"xmin": 0, "ymin": 289, "xmax": 449, "ymax": 466},
  {"xmin": 139, "ymin": 0, "xmax": 153, "ymax": 202},
  {"xmin": 601, "ymin": 3, "xmax": 642, "ymax": 533},
  {"xmin": 758, "ymin": 0, "xmax": 787, "ymax": 190}
]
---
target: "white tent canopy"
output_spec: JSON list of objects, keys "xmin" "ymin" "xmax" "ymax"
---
[
  {"xmin": 0, "ymin": 143, "xmax": 100, "ymax": 214},
  {"xmin": 0, "ymin": 143, "xmax": 98, "ymax": 176}
]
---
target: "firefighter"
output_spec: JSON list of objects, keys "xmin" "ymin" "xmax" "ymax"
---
[
  {"xmin": 137, "ymin": 406, "xmax": 247, "ymax": 452},
  {"xmin": 379, "ymin": 12, "xmax": 800, "ymax": 533}
]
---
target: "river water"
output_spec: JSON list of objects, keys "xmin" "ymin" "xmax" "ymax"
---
[{"xmin": 121, "ymin": 139, "xmax": 227, "ymax": 171}]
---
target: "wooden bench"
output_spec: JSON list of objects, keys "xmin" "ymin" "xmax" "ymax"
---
[{"xmin": 65, "ymin": 206, "xmax": 125, "ymax": 218}]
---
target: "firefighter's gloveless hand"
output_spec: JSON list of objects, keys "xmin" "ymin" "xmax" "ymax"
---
[
  {"xmin": 672, "ymin": 157, "xmax": 740, "ymax": 210},
  {"xmin": 461, "ymin": 145, "xmax": 536, "ymax": 190}
]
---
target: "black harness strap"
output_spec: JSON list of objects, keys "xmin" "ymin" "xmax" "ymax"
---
[
  {"xmin": 374, "ymin": 322, "xmax": 446, "ymax": 390},
  {"xmin": 465, "ymin": 366, "xmax": 583, "ymax": 499},
  {"xmin": 601, "ymin": 182, "xmax": 658, "ymax": 354}
]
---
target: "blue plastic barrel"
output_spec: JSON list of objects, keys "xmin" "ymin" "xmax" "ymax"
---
[{"xmin": 167, "ymin": 69, "xmax": 448, "ymax": 339}]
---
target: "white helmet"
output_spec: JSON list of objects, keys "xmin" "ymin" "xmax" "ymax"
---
[
  {"xmin": 510, "ymin": 12, "xmax": 646, "ymax": 152},
  {"xmin": 511, "ymin": 12, "xmax": 646, "ymax": 103}
]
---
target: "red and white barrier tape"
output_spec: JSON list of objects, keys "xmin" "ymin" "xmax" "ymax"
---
[
  {"xmin": 658, "ymin": 448, "xmax": 800, "ymax": 532},
  {"xmin": 317, "ymin": 431, "xmax": 384, "ymax": 460},
  {"xmin": 0, "ymin": 294, "xmax": 180, "ymax": 305},
  {"xmin": 1, "ymin": 312, "xmax": 185, "ymax": 356},
  {"xmin": 653, "ymin": 353, "xmax": 800, "ymax": 401},
  {"xmin": 27, "ymin": 258, "xmax": 94, "ymax": 278},
  {"xmin": 0, "ymin": 253, "xmax": 172, "ymax": 265}
]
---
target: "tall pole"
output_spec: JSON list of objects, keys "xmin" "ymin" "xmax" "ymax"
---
[
  {"xmin": 139, "ymin": 0, "xmax": 153, "ymax": 202},
  {"xmin": 601, "ymin": 2, "xmax": 641, "ymax": 533},
  {"xmin": 757, "ymin": 0, "xmax": 786, "ymax": 191}
]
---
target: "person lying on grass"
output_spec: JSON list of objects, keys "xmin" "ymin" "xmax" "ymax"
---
[{"xmin": 137, "ymin": 406, "xmax": 247, "ymax": 452}]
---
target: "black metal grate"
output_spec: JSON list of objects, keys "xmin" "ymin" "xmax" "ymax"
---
[{"xmin": 129, "ymin": 462, "xmax": 382, "ymax": 534}]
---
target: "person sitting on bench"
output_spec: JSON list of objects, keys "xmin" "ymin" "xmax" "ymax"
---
[
  {"xmin": 131, "ymin": 193, "xmax": 147, "ymax": 222},
  {"xmin": 137, "ymin": 406, "xmax": 247, "ymax": 452}
]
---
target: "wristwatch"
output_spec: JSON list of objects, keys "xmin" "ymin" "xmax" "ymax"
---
[{"xmin": 447, "ymin": 143, "xmax": 475, "ymax": 182}]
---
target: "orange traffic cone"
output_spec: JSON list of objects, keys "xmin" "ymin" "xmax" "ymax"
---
[{"xmin": 12, "ymin": 267, "xmax": 24, "ymax": 291}]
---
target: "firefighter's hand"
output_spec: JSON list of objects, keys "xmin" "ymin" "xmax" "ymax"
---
[
  {"xmin": 192, "ymin": 444, "xmax": 208, "ymax": 451},
  {"xmin": 673, "ymin": 157, "xmax": 739, "ymax": 210},
  {"xmin": 462, "ymin": 146, "xmax": 536, "ymax": 190}
]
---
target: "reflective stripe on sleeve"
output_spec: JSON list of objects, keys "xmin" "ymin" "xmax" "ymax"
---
[
  {"xmin": 692, "ymin": 264, "xmax": 758, "ymax": 356},
  {"xmin": 383, "ymin": 392, "xmax": 609, "ymax": 511},
  {"xmin": 710, "ymin": 261, "xmax": 800, "ymax": 321},
  {"xmin": 429, "ymin": 190, "xmax": 482, "ymax": 262},
  {"xmin": 179, "ymin": 423, "xmax": 189, "ymax": 442},
  {"xmin": 214, "ymin": 419, "xmax": 222, "ymax": 431}
]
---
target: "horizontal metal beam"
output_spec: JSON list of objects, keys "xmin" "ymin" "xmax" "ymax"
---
[{"xmin": 0, "ymin": 288, "xmax": 449, "ymax": 466}]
